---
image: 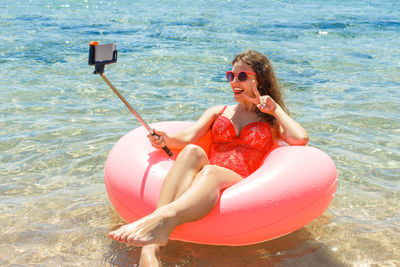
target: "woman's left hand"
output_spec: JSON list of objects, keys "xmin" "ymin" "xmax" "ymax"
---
[{"xmin": 243, "ymin": 80, "xmax": 278, "ymax": 115}]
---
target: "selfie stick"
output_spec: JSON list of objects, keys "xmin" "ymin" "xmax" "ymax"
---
[{"xmin": 88, "ymin": 42, "xmax": 173, "ymax": 157}]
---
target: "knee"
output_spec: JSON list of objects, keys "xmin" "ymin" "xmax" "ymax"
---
[
  {"xmin": 199, "ymin": 165, "xmax": 218, "ymax": 177},
  {"xmin": 196, "ymin": 165, "xmax": 242, "ymax": 189},
  {"xmin": 196, "ymin": 165, "xmax": 220, "ymax": 184},
  {"xmin": 178, "ymin": 144, "xmax": 208, "ymax": 165},
  {"xmin": 192, "ymin": 165, "xmax": 222, "ymax": 191}
]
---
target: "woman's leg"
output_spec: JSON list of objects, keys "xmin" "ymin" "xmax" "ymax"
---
[
  {"xmin": 138, "ymin": 145, "xmax": 209, "ymax": 266},
  {"xmin": 156, "ymin": 144, "xmax": 210, "ymax": 205},
  {"xmin": 138, "ymin": 244, "xmax": 161, "ymax": 267},
  {"xmin": 109, "ymin": 164, "xmax": 243, "ymax": 247},
  {"xmin": 110, "ymin": 145, "xmax": 208, "ymax": 237}
]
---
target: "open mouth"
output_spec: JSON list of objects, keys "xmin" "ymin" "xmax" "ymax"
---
[{"xmin": 233, "ymin": 88, "xmax": 244, "ymax": 95}]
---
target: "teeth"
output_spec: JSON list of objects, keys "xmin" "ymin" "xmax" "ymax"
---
[{"xmin": 233, "ymin": 88, "xmax": 244, "ymax": 95}]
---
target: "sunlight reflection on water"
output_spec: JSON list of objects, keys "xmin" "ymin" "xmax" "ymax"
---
[{"xmin": 1, "ymin": 0, "xmax": 399, "ymax": 266}]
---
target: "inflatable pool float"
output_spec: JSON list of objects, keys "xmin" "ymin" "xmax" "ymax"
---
[{"xmin": 104, "ymin": 121, "xmax": 337, "ymax": 246}]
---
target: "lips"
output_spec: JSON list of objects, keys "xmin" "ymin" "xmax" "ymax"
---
[{"xmin": 233, "ymin": 88, "xmax": 244, "ymax": 95}]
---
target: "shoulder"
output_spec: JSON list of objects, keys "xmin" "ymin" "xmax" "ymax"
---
[
  {"xmin": 203, "ymin": 105, "xmax": 227, "ymax": 118},
  {"xmin": 193, "ymin": 105, "xmax": 226, "ymax": 127},
  {"xmin": 259, "ymin": 113, "xmax": 277, "ymax": 126}
]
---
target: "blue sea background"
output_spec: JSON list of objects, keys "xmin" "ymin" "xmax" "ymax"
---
[{"xmin": 1, "ymin": 0, "xmax": 399, "ymax": 266}]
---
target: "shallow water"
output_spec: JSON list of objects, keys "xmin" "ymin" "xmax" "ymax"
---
[{"xmin": 1, "ymin": 0, "xmax": 399, "ymax": 266}]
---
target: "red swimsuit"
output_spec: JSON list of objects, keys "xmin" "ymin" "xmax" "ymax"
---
[{"xmin": 209, "ymin": 106, "xmax": 274, "ymax": 177}]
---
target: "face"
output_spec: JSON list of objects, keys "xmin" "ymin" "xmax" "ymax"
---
[{"xmin": 229, "ymin": 61, "xmax": 257, "ymax": 103}]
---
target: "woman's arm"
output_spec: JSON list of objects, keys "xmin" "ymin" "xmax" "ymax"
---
[
  {"xmin": 244, "ymin": 81, "xmax": 308, "ymax": 146},
  {"xmin": 272, "ymin": 105, "xmax": 309, "ymax": 145},
  {"xmin": 148, "ymin": 105, "xmax": 224, "ymax": 150}
]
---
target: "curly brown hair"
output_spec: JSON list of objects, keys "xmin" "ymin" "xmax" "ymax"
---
[{"xmin": 232, "ymin": 50, "xmax": 289, "ymax": 123}]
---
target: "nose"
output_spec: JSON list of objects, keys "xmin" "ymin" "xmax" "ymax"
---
[{"xmin": 231, "ymin": 74, "xmax": 240, "ymax": 83}]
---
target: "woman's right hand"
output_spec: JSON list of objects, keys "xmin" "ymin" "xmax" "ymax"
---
[{"xmin": 147, "ymin": 129, "xmax": 169, "ymax": 149}]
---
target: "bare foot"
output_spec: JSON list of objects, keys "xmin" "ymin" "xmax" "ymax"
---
[
  {"xmin": 109, "ymin": 207, "xmax": 177, "ymax": 247},
  {"xmin": 139, "ymin": 244, "xmax": 161, "ymax": 267}
]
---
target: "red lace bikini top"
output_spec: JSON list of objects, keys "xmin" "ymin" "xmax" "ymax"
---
[{"xmin": 209, "ymin": 106, "xmax": 274, "ymax": 177}]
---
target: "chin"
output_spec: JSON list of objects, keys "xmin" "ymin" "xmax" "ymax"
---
[{"xmin": 233, "ymin": 94, "xmax": 243, "ymax": 102}]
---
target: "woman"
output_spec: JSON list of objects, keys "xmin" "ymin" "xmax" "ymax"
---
[{"xmin": 109, "ymin": 50, "xmax": 309, "ymax": 266}]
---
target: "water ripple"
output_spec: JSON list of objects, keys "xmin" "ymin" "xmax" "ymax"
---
[{"xmin": 1, "ymin": 0, "xmax": 400, "ymax": 266}]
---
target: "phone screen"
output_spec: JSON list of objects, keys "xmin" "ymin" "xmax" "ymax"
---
[{"xmin": 95, "ymin": 44, "xmax": 116, "ymax": 63}]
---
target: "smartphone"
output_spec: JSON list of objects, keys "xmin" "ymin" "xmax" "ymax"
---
[{"xmin": 88, "ymin": 42, "xmax": 117, "ymax": 66}]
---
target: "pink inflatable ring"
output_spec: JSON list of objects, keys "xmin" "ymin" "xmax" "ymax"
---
[{"xmin": 105, "ymin": 121, "xmax": 337, "ymax": 246}]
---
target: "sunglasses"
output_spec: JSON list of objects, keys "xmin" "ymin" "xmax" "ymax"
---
[{"xmin": 226, "ymin": 71, "xmax": 256, "ymax": 82}]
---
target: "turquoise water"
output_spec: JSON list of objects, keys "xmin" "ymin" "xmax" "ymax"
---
[{"xmin": 1, "ymin": 0, "xmax": 399, "ymax": 266}]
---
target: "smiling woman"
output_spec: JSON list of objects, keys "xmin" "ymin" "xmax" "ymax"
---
[
  {"xmin": 107, "ymin": 50, "xmax": 313, "ymax": 266},
  {"xmin": 105, "ymin": 120, "xmax": 337, "ymax": 244},
  {"xmin": 3, "ymin": 0, "xmax": 400, "ymax": 266}
]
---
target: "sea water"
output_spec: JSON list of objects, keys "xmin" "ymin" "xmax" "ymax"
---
[{"xmin": 1, "ymin": 0, "xmax": 399, "ymax": 266}]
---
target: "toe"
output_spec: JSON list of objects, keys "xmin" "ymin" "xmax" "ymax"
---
[
  {"xmin": 126, "ymin": 234, "xmax": 136, "ymax": 245},
  {"xmin": 109, "ymin": 231, "xmax": 119, "ymax": 240},
  {"xmin": 120, "ymin": 231, "xmax": 132, "ymax": 243}
]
